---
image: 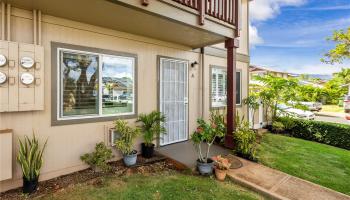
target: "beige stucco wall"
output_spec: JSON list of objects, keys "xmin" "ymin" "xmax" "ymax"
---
[{"xmin": 0, "ymin": 6, "xmax": 249, "ymax": 192}]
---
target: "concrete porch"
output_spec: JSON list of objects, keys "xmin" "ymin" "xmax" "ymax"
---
[{"xmin": 156, "ymin": 141, "xmax": 230, "ymax": 168}]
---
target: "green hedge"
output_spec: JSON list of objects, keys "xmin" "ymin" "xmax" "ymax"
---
[{"xmin": 276, "ymin": 117, "xmax": 350, "ymax": 150}]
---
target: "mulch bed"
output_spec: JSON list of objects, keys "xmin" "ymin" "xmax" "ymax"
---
[{"xmin": 0, "ymin": 153, "xmax": 183, "ymax": 200}]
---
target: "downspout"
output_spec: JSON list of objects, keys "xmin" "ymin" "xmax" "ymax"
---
[
  {"xmin": 6, "ymin": 3, "xmax": 10, "ymax": 41},
  {"xmin": 33, "ymin": 10, "xmax": 37, "ymax": 45},
  {"xmin": 38, "ymin": 10, "xmax": 42, "ymax": 45},
  {"xmin": 200, "ymin": 47, "xmax": 205, "ymax": 118},
  {"xmin": 1, "ymin": 2, "xmax": 5, "ymax": 40}
]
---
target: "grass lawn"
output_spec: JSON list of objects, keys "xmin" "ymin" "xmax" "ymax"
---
[
  {"xmin": 322, "ymin": 104, "xmax": 344, "ymax": 113},
  {"xmin": 38, "ymin": 172, "xmax": 265, "ymax": 200},
  {"xmin": 257, "ymin": 134, "xmax": 350, "ymax": 195}
]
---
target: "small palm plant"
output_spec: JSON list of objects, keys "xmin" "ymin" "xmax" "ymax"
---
[
  {"xmin": 17, "ymin": 133, "xmax": 47, "ymax": 194},
  {"xmin": 136, "ymin": 111, "xmax": 166, "ymax": 158}
]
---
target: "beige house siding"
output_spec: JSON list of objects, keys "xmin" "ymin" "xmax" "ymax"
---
[{"xmin": 0, "ymin": 5, "xmax": 249, "ymax": 192}]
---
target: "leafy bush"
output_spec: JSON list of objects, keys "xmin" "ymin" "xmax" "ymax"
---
[
  {"xmin": 272, "ymin": 121, "xmax": 285, "ymax": 133},
  {"xmin": 136, "ymin": 111, "xmax": 166, "ymax": 146},
  {"xmin": 114, "ymin": 119, "xmax": 140, "ymax": 155},
  {"xmin": 80, "ymin": 142, "xmax": 113, "ymax": 172},
  {"xmin": 17, "ymin": 134, "xmax": 47, "ymax": 181},
  {"xmin": 191, "ymin": 118, "xmax": 225, "ymax": 163},
  {"xmin": 234, "ymin": 115, "xmax": 257, "ymax": 160},
  {"xmin": 277, "ymin": 117, "xmax": 350, "ymax": 150}
]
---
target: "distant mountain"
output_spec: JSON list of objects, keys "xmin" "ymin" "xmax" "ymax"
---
[
  {"xmin": 292, "ymin": 74, "xmax": 332, "ymax": 81},
  {"xmin": 307, "ymin": 74, "xmax": 332, "ymax": 81}
]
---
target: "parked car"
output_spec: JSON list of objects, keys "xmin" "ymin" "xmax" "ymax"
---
[
  {"xmin": 288, "ymin": 101, "xmax": 322, "ymax": 111},
  {"xmin": 301, "ymin": 102, "xmax": 322, "ymax": 111},
  {"xmin": 344, "ymin": 95, "xmax": 350, "ymax": 113},
  {"xmin": 277, "ymin": 104, "xmax": 315, "ymax": 120}
]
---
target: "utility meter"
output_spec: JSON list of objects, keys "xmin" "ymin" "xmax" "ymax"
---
[
  {"xmin": 20, "ymin": 57, "xmax": 35, "ymax": 69},
  {"xmin": 0, "ymin": 72, "xmax": 6, "ymax": 84},
  {"xmin": 20, "ymin": 73, "xmax": 34, "ymax": 85},
  {"xmin": 0, "ymin": 55, "xmax": 7, "ymax": 67}
]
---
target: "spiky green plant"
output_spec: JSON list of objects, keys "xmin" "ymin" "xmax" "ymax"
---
[
  {"xmin": 114, "ymin": 120, "xmax": 140, "ymax": 155},
  {"xmin": 17, "ymin": 134, "xmax": 47, "ymax": 181},
  {"xmin": 136, "ymin": 111, "xmax": 166, "ymax": 147}
]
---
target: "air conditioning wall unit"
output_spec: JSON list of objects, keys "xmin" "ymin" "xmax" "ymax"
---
[
  {"xmin": 0, "ymin": 129, "xmax": 12, "ymax": 181},
  {"xmin": 108, "ymin": 128, "xmax": 120, "ymax": 147}
]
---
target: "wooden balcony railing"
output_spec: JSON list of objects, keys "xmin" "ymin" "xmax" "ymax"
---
[{"xmin": 173, "ymin": 0, "xmax": 240, "ymax": 35}]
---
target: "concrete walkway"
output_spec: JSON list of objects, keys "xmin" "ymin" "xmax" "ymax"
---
[
  {"xmin": 157, "ymin": 141, "xmax": 350, "ymax": 200},
  {"xmin": 157, "ymin": 141, "xmax": 230, "ymax": 168},
  {"xmin": 227, "ymin": 155, "xmax": 350, "ymax": 200}
]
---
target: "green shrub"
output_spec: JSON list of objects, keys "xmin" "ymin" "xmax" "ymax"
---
[
  {"xmin": 272, "ymin": 121, "xmax": 285, "ymax": 133},
  {"xmin": 277, "ymin": 117, "xmax": 350, "ymax": 150},
  {"xmin": 191, "ymin": 118, "xmax": 225, "ymax": 163},
  {"xmin": 80, "ymin": 142, "xmax": 113, "ymax": 172},
  {"xmin": 234, "ymin": 115, "xmax": 257, "ymax": 161}
]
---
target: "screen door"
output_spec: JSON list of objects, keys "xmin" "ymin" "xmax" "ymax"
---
[{"xmin": 159, "ymin": 58, "xmax": 188, "ymax": 146}]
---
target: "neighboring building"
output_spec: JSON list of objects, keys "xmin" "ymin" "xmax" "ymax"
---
[
  {"xmin": 249, "ymin": 65, "xmax": 290, "ymax": 80},
  {"xmin": 0, "ymin": 0, "xmax": 250, "ymax": 192}
]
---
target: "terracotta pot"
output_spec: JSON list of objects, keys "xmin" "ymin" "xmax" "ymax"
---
[
  {"xmin": 346, "ymin": 114, "xmax": 350, "ymax": 120},
  {"xmin": 215, "ymin": 168, "xmax": 227, "ymax": 181}
]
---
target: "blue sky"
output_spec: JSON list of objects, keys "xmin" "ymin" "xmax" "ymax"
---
[{"xmin": 250, "ymin": 0, "xmax": 350, "ymax": 75}]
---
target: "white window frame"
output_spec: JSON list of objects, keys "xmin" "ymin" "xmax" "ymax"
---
[
  {"xmin": 210, "ymin": 66, "xmax": 242, "ymax": 108},
  {"xmin": 57, "ymin": 48, "xmax": 136, "ymax": 121}
]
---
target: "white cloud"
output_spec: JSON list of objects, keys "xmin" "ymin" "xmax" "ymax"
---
[
  {"xmin": 292, "ymin": 5, "xmax": 350, "ymax": 11},
  {"xmin": 250, "ymin": 0, "xmax": 306, "ymax": 22},
  {"xmin": 249, "ymin": 24, "xmax": 264, "ymax": 46},
  {"xmin": 249, "ymin": 0, "xmax": 306, "ymax": 46}
]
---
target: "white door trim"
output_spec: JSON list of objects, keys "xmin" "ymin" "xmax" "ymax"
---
[{"xmin": 159, "ymin": 57, "xmax": 189, "ymax": 146}]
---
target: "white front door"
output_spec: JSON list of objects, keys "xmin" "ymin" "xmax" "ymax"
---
[{"xmin": 159, "ymin": 57, "xmax": 188, "ymax": 146}]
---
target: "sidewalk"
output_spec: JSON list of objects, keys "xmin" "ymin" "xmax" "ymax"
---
[
  {"xmin": 226, "ymin": 155, "xmax": 350, "ymax": 200},
  {"xmin": 316, "ymin": 111, "xmax": 346, "ymax": 118}
]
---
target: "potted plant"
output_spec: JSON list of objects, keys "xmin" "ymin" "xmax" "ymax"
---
[
  {"xmin": 80, "ymin": 142, "xmax": 114, "ymax": 172},
  {"xmin": 191, "ymin": 118, "xmax": 225, "ymax": 175},
  {"xmin": 243, "ymin": 94, "xmax": 260, "ymax": 129},
  {"xmin": 114, "ymin": 119, "xmax": 140, "ymax": 167},
  {"xmin": 212, "ymin": 155, "xmax": 231, "ymax": 181},
  {"xmin": 136, "ymin": 111, "xmax": 166, "ymax": 158},
  {"xmin": 17, "ymin": 134, "xmax": 47, "ymax": 194}
]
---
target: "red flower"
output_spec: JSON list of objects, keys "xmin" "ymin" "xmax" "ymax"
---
[{"xmin": 196, "ymin": 127, "xmax": 204, "ymax": 133}]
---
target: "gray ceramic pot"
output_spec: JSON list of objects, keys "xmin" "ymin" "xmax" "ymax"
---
[
  {"xmin": 197, "ymin": 159, "xmax": 214, "ymax": 175},
  {"xmin": 123, "ymin": 150, "xmax": 137, "ymax": 167}
]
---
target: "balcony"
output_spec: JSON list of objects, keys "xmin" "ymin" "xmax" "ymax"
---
[
  {"xmin": 172, "ymin": 0, "xmax": 240, "ymax": 28},
  {"xmin": 6, "ymin": 0, "xmax": 239, "ymax": 48}
]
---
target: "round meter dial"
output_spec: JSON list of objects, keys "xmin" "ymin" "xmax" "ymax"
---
[
  {"xmin": 0, "ymin": 55, "xmax": 7, "ymax": 67},
  {"xmin": 20, "ymin": 57, "xmax": 35, "ymax": 69},
  {"xmin": 0, "ymin": 72, "xmax": 7, "ymax": 84},
  {"xmin": 20, "ymin": 73, "xmax": 34, "ymax": 85}
]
